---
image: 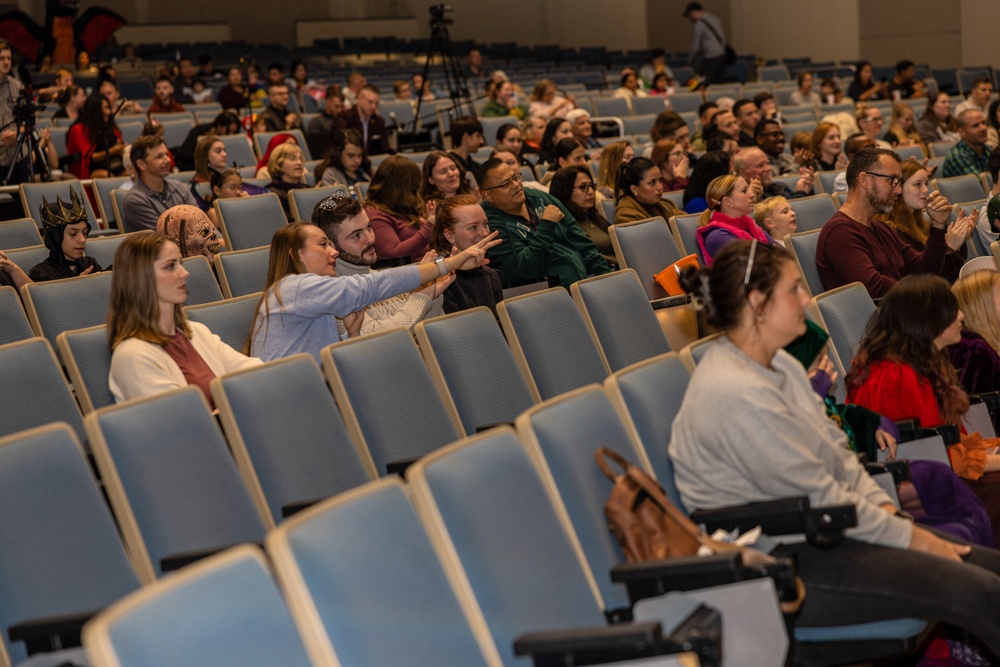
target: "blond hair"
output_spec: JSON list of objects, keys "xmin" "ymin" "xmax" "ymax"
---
[
  {"xmin": 754, "ymin": 196, "xmax": 790, "ymax": 230},
  {"xmin": 268, "ymin": 143, "xmax": 305, "ymax": 183},
  {"xmin": 698, "ymin": 174, "xmax": 739, "ymax": 227},
  {"xmin": 597, "ymin": 141, "xmax": 630, "ymax": 192},
  {"xmin": 952, "ymin": 270, "xmax": 1000, "ymax": 355}
]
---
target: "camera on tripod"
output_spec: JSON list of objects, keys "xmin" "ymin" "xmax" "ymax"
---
[
  {"xmin": 11, "ymin": 87, "xmax": 39, "ymax": 126},
  {"xmin": 429, "ymin": 4, "xmax": 453, "ymax": 24}
]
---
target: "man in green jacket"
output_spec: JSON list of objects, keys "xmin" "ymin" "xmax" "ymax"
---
[{"xmin": 478, "ymin": 159, "xmax": 611, "ymax": 287}]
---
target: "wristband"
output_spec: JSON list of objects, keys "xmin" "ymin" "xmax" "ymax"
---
[{"xmin": 434, "ymin": 255, "xmax": 448, "ymax": 277}]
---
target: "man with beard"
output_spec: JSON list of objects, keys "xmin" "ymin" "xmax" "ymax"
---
[
  {"xmin": 816, "ymin": 147, "xmax": 950, "ymax": 298},
  {"xmin": 310, "ymin": 196, "xmax": 445, "ymax": 338}
]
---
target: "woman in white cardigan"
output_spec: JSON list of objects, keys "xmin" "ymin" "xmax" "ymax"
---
[{"xmin": 107, "ymin": 231, "xmax": 262, "ymax": 405}]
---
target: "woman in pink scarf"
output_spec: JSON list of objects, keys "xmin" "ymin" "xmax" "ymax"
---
[{"xmin": 696, "ymin": 174, "xmax": 775, "ymax": 265}]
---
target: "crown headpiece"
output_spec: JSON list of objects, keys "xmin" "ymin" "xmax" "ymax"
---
[{"xmin": 38, "ymin": 189, "xmax": 88, "ymax": 231}]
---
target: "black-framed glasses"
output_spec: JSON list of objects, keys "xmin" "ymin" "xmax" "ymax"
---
[
  {"xmin": 482, "ymin": 172, "xmax": 523, "ymax": 191},
  {"xmin": 864, "ymin": 172, "xmax": 901, "ymax": 188},
  {"xmin": 316, "ymin": 190, "xmax": 352, "ymax": 211},
  {"xmin": 759, "ymin": 131, "xmax": 785, "ymax": 138},
  {"xmin": 575, "ymin": 182, "xmax": 596, "ymax": 192}
]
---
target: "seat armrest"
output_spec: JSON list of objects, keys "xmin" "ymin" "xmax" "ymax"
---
[
  {"xmin": 9, "ymin": 611, "xmax": 94, "ymax": 654},
  {"xmin": 691, "ymin": 497, "xmax": 857, "ymax": 548},
  {"xmin": 921, "ymin": 424, "xmax": 960, "ymax": 446},
  {"xmin": 866, "ymin": 460, "xmax": 912, "ymax": 484},
  {"xmin": 895, "ymin": 418, "xmax": 921, "ymax": 442},
  {"xmin": 650, "ymin": 294, "xmax": 691, "ymax": 309}
]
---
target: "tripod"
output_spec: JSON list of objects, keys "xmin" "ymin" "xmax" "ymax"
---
[
  {"xmin": 2, "ymin": 88, "xmax": 52, "ymax": 185},
  {"xmin": 409, "ymin": 5, "xmax": 474, "ymax": 148}
]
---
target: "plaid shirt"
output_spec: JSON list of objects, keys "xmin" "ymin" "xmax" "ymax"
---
[
  {"xmin": 0, "ymin": 74, "xmax": 27, "ymax": 166},
  {"xmin": 942, "ymin": 140, "xmax": 992, "ymax": 178}
]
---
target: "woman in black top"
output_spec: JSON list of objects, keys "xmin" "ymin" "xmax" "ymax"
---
[{"xmin": 429, "ymin": 194, "xmax": 503, "ymax": 316}]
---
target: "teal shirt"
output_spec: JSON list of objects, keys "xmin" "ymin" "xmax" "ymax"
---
[{"xmin": 482, "ymin": 189, "xmax": 612, "ymax": 287}]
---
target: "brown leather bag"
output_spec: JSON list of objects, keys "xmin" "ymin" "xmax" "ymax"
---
[{"xmin": 596, "ymin": 447, "xmax": 806, "ymax": 613}]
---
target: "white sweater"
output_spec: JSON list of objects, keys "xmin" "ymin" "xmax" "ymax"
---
[{"xmin": 669, "ymin": 336, "xmax": 913, "ymax": 548}]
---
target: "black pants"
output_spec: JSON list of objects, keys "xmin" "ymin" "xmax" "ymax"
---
[
  {"xmin": 788, "ymin": 533, "xmax": 1000, "ymax": 659},
  {"xmin": 700, "ymin": 56, "xmax": 728, "ymax": 85}
]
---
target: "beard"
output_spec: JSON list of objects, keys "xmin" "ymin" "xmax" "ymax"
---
[
  {"xmin": 335, "ymin": 243, "xmax": 377, "ymax": 266},
  {"xmin": 866, "ymin": 188, "xmax": 896, "ymax": 214}
]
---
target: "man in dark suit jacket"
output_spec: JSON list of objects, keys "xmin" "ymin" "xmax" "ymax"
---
[{"xmin": 331, "ymin": 84, "xmax": 391, "ymax": 156}]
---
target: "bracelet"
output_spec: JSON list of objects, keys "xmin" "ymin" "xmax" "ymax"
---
[{"xmin": 434, "ymin": 255, "xmax": 448, "ymax": 277}]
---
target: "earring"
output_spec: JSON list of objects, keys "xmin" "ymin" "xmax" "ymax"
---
[{"xmin": 755, "ymin": 313, "xmax": 766, "ymax": 324}]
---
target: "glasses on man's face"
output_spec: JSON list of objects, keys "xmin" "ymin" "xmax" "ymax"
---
[
  {"xmin": 316, "ymin": 190, "xmax": 352, "ymax": 211},
  {"xmin": 760, "ymin": 131, "xmax": 785, "ymax": 139},
  {"xmin": 862, "ymin": 116, "xmax": 884, "ymax": 124},
  {"xmin": 482, "ymin": 171, "xmax": 523, "ymax": 191},
  {"xmin": 864, "ymin": 172, "xmax": 901, "ymax": 188},
  {"xmin": 575, "ymin": 182, "xmax": 596, "ymax": 192}
]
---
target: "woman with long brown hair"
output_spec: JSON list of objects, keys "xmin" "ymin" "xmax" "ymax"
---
[
  {"xmin": 365, "ymin": 155, "xmax": 434, "ymax": 262},
  {"xmin": 419, "ymin": 151, "xmax": 474, "ymax": 203}
]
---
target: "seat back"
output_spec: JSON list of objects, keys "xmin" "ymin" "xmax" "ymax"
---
[
  {"xmin": 159, "ymin": 118, "xmax": 196, "ymax": 151},
  {"xmin": 571, "ymin": 269, "xmax": 671, "ymax": 371},
  {"xmin": 84, "ymin": 545, "xmax": 313, "ymax": 667},
  {"xmin": 215, "ymin": 193, "xmax": 288, "ymax": 251},
  {"xmin": 497, "ymin": 287, "xmax": 610, "ymax": 401},
  {"xmin": 414, "ymin": 307, "xmax": 535, "ymax": 436},
  {"xmin": 632, "ymin": 96, "xmax": 668, "ymax": 116},
  {"xmin": 934, "ymin": 174, "xmax": 987, "ymax": 204},
  {"xmin": 180, "ymin": 254, "xmax": 224, "ymax": 305},
  {"xmin": 670, "ymin": 212, "xmax": 703, "ymax": 261},
  {"xmin": 57, "ymin": 324, "xmax": 114, "ymax": 414},
  {"xmin": 408, "ymin": 428, "xmax": 606, "ymax": 666},
  {"xmin": 604, "ymin": 352, "xmax": 691, "ymax": 506},
  {"xmin": 92, "ymin": 178, "xmax": 131, "ymax": 229},
  {"xmin": 816, "ymin": 170, "xmax": 844, "ymax": 195},
  {"xmin": 184, "ymin": 292, "xmax": 261, "ymax": 353},
  {"xmin": 85, "ymin": 387, "xmax": 267, "ymax": 582},
  {"xmin": 86, "ymin": 233, "xmax": 129, "ymax": 269},
  {"xmin": 517, "ymin": 386, "xmax": 650, "ymax": 612},
  {"xmin": 109, "ymin": 189, "xmax": 130, "ymax": 230},
  {"xmin": 608, "ymin": 216, "xmax": 683, "ymax": 300},
  {"xmin": 0, "ymin": 337, "xmax": 85, "ymax": 441},
  {"xmin": 788, "ymin": 193, "xmax": 838, "ymax": 233},
  {"xmin": 217, "ymin": 134, "xmax": 258, "ymax": 169},
  {"xmin": 21, "ymin": 271, "xmax": 114, "ymax": 350},
  {"xmin": 321, "ymin": 328, "xmax": 460, "ymax": 477},
  {"xmin": 594, "ymin": 97, "xmax": 631, "ymax": 117},
  {"xmin": 213, "ymin": 355, "xmax": 371, "ymax": 528},
  {"xmin": 214, "ymin": 245, "xmax": 269, "ymax": 299},
  {"xmin": 253, "ymin": 129, "xmax": 312, "ymax": 161},
  {"xmin": 621, "ymin": 113, "xmax": 658, "ymax": 136},
  {"xmin": 0, "ymin": 423, "xmax": 139, "ymax": 665},
  {"xmin": 288, "ymin": 185, "xmax": 343, "ymax": 222},
  {"xmin": 268, "ymin": 479, "xmax": 496, "ymax": 667},
  {"xmin": 0, "ymin": 217, "xmax": 42, "ymax": 248},
  {"xmin": 786, "ymin": 229, "xmax": 825, "ymax": 297},
  {"xmin": 0, "ymin": 286, "xmax": 33, "ymax": 346},
  {"xmin": 19, "ymin": 181, "xmax": 99, "ymax": 230},
  {"xmin": 809, "ymin": 282, "xmax": 877, "ymax": 377},
  {"xmin": 5, "ymin": 244, "xmax": 48, "ymax": 274},
  {"xmin": 928, "ymin": 140, "xmax": 958, "ymax": 158}
]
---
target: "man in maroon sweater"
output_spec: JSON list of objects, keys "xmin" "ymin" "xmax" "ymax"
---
[{"xmin": 816, "ymin": 146, "xmax": 950, "ymax": 298}]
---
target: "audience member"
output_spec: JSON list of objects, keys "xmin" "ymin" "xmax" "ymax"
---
[
  {"xmin": 65, "ymin": 93, "xmax": 125, "ymax": 179},
  {"xmin": 883, "ymin": 102, "xmax": 926, "ymax": 153},
  {"xmin": 754, "ymin": 118, "xmax": 798, "ymax": 175},
  {"xmin": 956, "ymin": 77, "xmax": 994, "ymax": 118},
  {"xmin": 639, "ymin": 48, "xmax": 674, "ymax": 88},
  {"xmin": 650, "ymin": 138, "xmax": 690, "ymax": 192},
  {"xmin": 614, "ymin": 156, "xmax": 680, "ymax": 224},
  {"xmin": 734, "ymin": 147, "xmax": 813, "ymax": 200},
  {"xmin": 448, "ymin": 116, "xmax": 485, "ymax": 178},
  {"xmin": 342, "ymin": 72, "xmax": 367, "ymax": 108},
  {"xmin": 887, "ymin": 60, "xmax": 922, "ymax": 99},
  {"xmin": 733, "ymin": 99, "xmax": 759, "ymax": 147},
  {"xmin": 671, "ymin": 242, "xmax": 1000, "ymax": 661},
  {"xmin": 482, "ymin": 80, "xmax": 528, "ymax": 119},
  {"xmin": 495, "ymin": 123, "xmax": 524, "ymax": 157},
  {"xmin": 942, "ymin": 109, "xmax": 993, "ymax": 177},
  {"xmin": 690, "ymin": 101, "xmax": 720, "ymax": 150},
  {"xmin": 976, "ymin": 148, "xmax": 1000, "ymax": 249},
  {"xmin": 0, "ymin": 248, "xmax": 31, "ymax": 290},
  {"xmin": 316, "ymin": 129, "xmax": 370, "ymax": 194},
  {"xmin": 987, "ymin": 100, "xmax": 1000, "ymax": 149},
  {"xmin": 565, "ymin": 108, "xmax": 601, "ymax": 150},
  {"xmin": 428, "ymin": 194, "xmax": 504, "ymax": 315},
  {"xmin": 365, "ymin": 155, "xmax": 433, "ymax": 261},
  {"xmin": 29, "ymin": 190, "xmax": 101, "ymax": 281},
  {"xmin": 249, "ymin": 219, "xmax": 497, "ymax": 361},
  {"xmin": 880, "ymin": 158, "xmax": 974, "ymax": 282},
  {"xmin": 528, "ymin": 79, "xmax": 576, "ymax": 120},
  {"xmin": 917, "ymin": 92, "xmax": 961, "ymax": 145},
  {"xmin": 266, "ymin": 142, "xmax": 307, "ymax": 220},
  {"xmin": 950, "ymin": 270, "xmax": 1000, "ymax": 395},
  {"xmin": 854, "ymin": 104, "xmax": 892, "ymax": 150},
  {"xmin": 549, "ymin": 166, "xmax": 616, "ymax": 268},
  {"xmin": 172, "ymin": 57, "xmax": 197, "ymax": 103},
  {"xmin": 332, "ymin": 83, "xmax": 389, "ymax": 156},
  {"xmin": 255, "ymin": 133, "xmax": 298, "ymax": 178},
  {"xmin": 313, "ymin": 193, "xmax": 445, "ymax": 336},
  {"xmin": 695, "ymin": 174, "xmax": 774, "ymax": 264},
  {"xmin": 148, "ymin": 76, "xmax": 185, "ymax": 115},
  {"xmin": 107, "ymin": 231, "xmax": 260, "ymax": 404},
  {"xmin": 848, "ymin": 60, "xmax": 889, "ymax": 102},
  {"xmin": 789, "ymin": 71, "xmax": 822, "ymax": 107},
  {"xmin": 816, "ymin": 146, "xmax": 949, "ymax": 297},
  {"xmin": 461, "ymin": 47, "xmax": 487, "ymax": 80},
  {"xmin": 122, "ymin": 135, "xmax": 198, "ymax": 232},
  {"xmin": 206, "ymin": 168, "xmax": 251, "ymax": 226},
  {"xmin": 479, "ymin": 158, "xmax": 610, "ymax": 287},
  {"xmin": 177, "ymin": 111, "xmax": 241, "ymax": 172},
  {"xmin": 812, "ymin": 122, "xmax": 847, "ymax": 171},
  {"xmin": 52, "ymin": 84, "xmax": 85, "ymax": 122},
  {"xmin": 285, "ymin": 60, "xmax": 319, "ymax": 109},
  {"xmin": 542, "ymin": 138, "xmax": 587, "ymax": 185},
  {"xmin": 538, "ymin": 118, "xmax": 574, "ymax": 165},
  {"xmin": 612, "ymin": 68, "xmax": 647, "ymax": 103},
  {"xmin": 683, "ymin": 149, "xmax": 732, "ymax": 213},
  {"xmin": 753, "ymin": 92, "xmax": 779, "ymax": 120},
  {"xmin": 820, "ymin": 78, "xmax": 850, "ymax": 105},
  {"xmin": 217, "ymin": 66, "xmax": 247, "ymax": 111},
  {"xmin": 155, "ymin": 204, "xmax": 224, "ymax": 262},
  {"xmin": 306, "ymin": 86, "xmax": 344, "ymax": 153},
  {"xmin": 521, "ymin": 116, "xmax": 546, "ymax": 159},
  {"xmin": 595, "ymin": 141, "xmax": 634, "ymax": 198},
  {"xmin": 421, "ymin": 150, "xmax": 475, "ymax": 203},
  {"xmin": 191, "ymin": 136, "xmax": 228, "ymax": 184},
  {"xmin": 261, "ymin": 83, "xmax": 301, "ymax": 132},
  {"xmin": 754, "ymin": 196, "xmax": 797, "ymax": 245}
]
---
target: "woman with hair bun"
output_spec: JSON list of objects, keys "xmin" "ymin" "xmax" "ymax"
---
[
  {"xmin": 613, "ymin": 156, "xmax": 679, "ymax": 224},
  {"xmin": 671, "ymin": 241, "xmax": 1000, "ymax": 661}
]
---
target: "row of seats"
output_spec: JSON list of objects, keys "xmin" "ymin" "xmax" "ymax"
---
[{"xmin": 0, "ymin": 298, "xmax": 926, "ymax": 664}]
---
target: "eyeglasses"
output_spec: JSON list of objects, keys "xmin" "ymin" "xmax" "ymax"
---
[
  {"xmin": 316, "ymin": 190, "xmax": 352, "ymax": 211},
  {"xmin": 482, "ymin": 171, "xmax": 523, "ymax": 191},
  {"xmin": 864, "ymin": 172, "xmax": 901, "ymax": 188},
  {"xmin": 861, "ymin": 116, "xmax": 884, "ymax": 124},
  {"xmin": 759, "ymin": 131, "xmax": 785, "ymax": 138},
  {"xmin": 575, "ymin": 182, "xmax": 596, "ymax": 192}
]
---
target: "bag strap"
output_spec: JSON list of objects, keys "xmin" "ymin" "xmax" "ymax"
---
[
  {"xmin": 699, "ymin": 18, "xmax": 726, "ymax": 47},
  {"xmin": 595, "ymin": 447, "xmax": 631, "ymax": 482}
]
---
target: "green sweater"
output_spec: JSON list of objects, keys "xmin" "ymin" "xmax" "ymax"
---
[{"xmin": 482, "ymin": 189, "xmax": 611, "ymax": 287}]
